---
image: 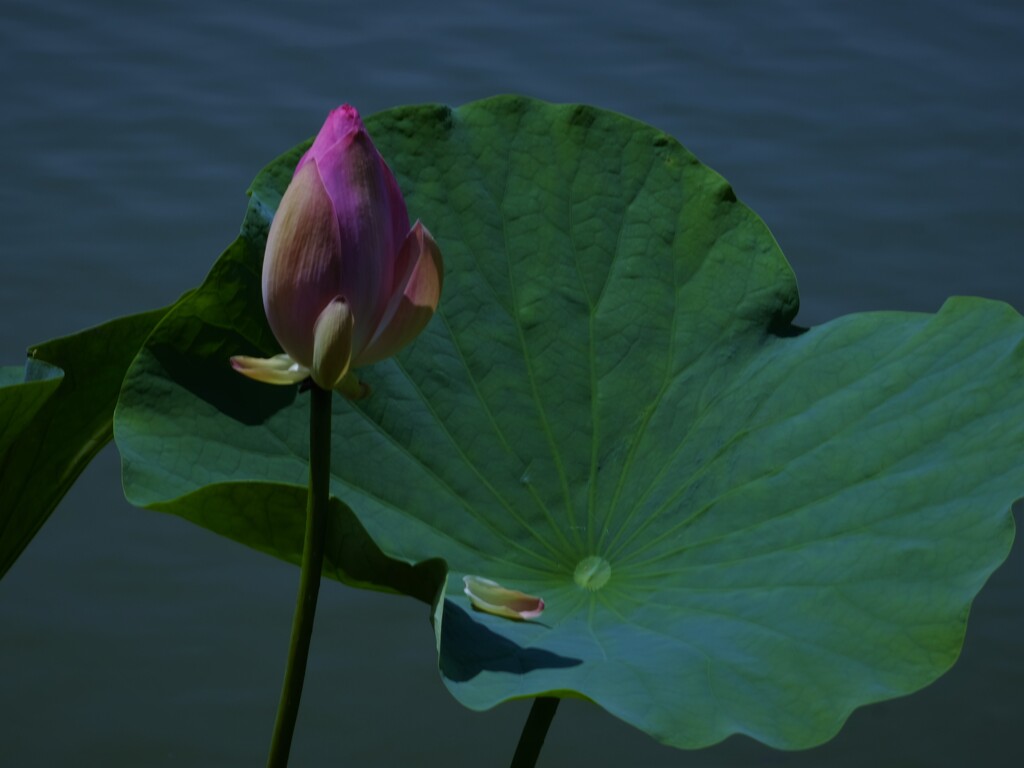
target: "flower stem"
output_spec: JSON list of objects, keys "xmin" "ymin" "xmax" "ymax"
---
[
  {"xmin": 510, "ymin": 697, "xmax": 560, "ymax": 768},
  {"xmin": 267, "ymin": 383, "xmax": 333, "ymax": 767}
]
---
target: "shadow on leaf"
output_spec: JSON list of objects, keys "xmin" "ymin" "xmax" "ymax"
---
[
  {"xmin": 148, "ymin": 328, "xmax": 296, "ymax": 426},
  {"xmin": 438, "ymin": 600, "xmax": 582, "ymax": 683}
]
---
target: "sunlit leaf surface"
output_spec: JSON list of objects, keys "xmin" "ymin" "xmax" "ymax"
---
[{"xmin": 115, "ymin": 96, "xmax": 1023, "ymax": 749}]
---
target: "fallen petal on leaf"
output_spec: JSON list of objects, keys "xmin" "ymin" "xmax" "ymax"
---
[{"xmin": 463, "ymin": 575, "xmax": 545, "ymax": 621}]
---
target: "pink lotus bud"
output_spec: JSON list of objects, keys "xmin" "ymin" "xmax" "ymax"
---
[{"xmin": 233, "ymin": 105, "xmax": 443, "ymax": 394}]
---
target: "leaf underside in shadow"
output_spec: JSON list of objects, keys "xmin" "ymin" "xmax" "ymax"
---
[{"xmin": 0, "ymin": 306, "xmax": 175, "ymax": 577}]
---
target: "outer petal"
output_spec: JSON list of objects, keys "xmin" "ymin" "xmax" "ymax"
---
[
  {"xmin": 262, "ymin": 160, "xmax": 343, "ymax": 367},
  {"xmin": 463, "ymin": 576, "xmax": 545, "ymax": 621},
  {"xmin": 230, "ymin": 354, "xmax": 309, "ymax": 385},
  {"xmin": 357, "ymin": 221, "xmax": 443, "ymax": 365},
  {"xmin": 315, "ymin": 128, "xmax": 411, "ymax": 354}
]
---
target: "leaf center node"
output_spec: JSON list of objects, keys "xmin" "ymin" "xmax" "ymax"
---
[{"xmin": 574, "ymin": 556, "xmax": 611, "ymax": 591}]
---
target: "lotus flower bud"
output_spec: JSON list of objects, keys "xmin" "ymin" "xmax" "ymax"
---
[{"xmin": 232, "ymin": 105, "xmax": 443, "ymax": 395}]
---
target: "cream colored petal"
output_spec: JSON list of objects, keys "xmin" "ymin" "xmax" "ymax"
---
[
  {"xmin": 230, "ymin": 353, "xmax": 310, "ymax": 385},
  {"xmin": 334, "ymin": 371, "xmax": 371, "ymax": 400},
  {"xmin": 463, "ymin": 575, "xmax": 545, "ymax": 621},
  {"xmin": 311, "ymin": 297, "xmax": 354, "ymax": 390}
]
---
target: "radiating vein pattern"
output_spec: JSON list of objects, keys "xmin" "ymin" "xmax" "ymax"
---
[{"xmin": 116, "ymin": 96, "xmax": 1024, "ymax": 753}]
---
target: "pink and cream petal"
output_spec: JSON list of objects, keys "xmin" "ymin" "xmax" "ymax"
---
[
  {"xmin": 320, "ymin": 130, "xmax": 411, "ymax": 353},
  {"xmin": 262, "ymin": 160, "xmax": 344, "ymax": 368},
  {"xmin": 358, "ymin": 221, "xmax": 443, "ymax": 365},
  {"xmin": 230, "ymin": 353, "xmax": 310, "ymax": 385},
  {"xmin": 463, "ymin": 576, "xmax": 545, "ymax": 621}
]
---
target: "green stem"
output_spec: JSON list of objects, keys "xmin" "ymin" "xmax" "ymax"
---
[
  {"xmin": 510, "ymin": 697, "xmax": 560, "ymax": 768},
  {"xmin": 267, "ymin": 384, "xmax": 333, "ymax": 767}
]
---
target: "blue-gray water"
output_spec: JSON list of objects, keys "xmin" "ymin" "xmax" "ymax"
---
[{"xmin": 2, "ymin": 1, "xmax": 1022, "ymax": 765}]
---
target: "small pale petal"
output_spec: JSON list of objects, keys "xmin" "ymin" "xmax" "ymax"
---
[
  {"xmin": 334, "ymin": 371, "xmax": 371, "ymax": 400},
  {"xmin": 311, "ymin": 297, "xmax": 354, "ymax": 390},
  {"xmin": 230, "ymin": 353, "xmax": 310, "ymax": 385},
  {"xmin": 463, "ymin": 576, "xmax": 545, "ymax": 621},
  {"xmin": 359, "ymin": 222, "xmax": 444, "ymax": 365}
]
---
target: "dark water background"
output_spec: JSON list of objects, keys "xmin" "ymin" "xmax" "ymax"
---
[{"xmin": 2, "ymin": 1, "xmax": 1022, "ymax": 765}]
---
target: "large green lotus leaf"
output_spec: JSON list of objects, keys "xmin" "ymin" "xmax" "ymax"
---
[
  {"xmin": 0, "ymin": 307, "xmax": 173, "ymax": 577},
  {"xmin": 114, "ymin": 96, "xmax": 1023, "ymax": 750}
]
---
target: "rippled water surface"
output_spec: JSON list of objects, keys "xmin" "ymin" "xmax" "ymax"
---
[{"xmin": 2, "ymin": 1, "xmax": 1022, "ymax": 765}]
